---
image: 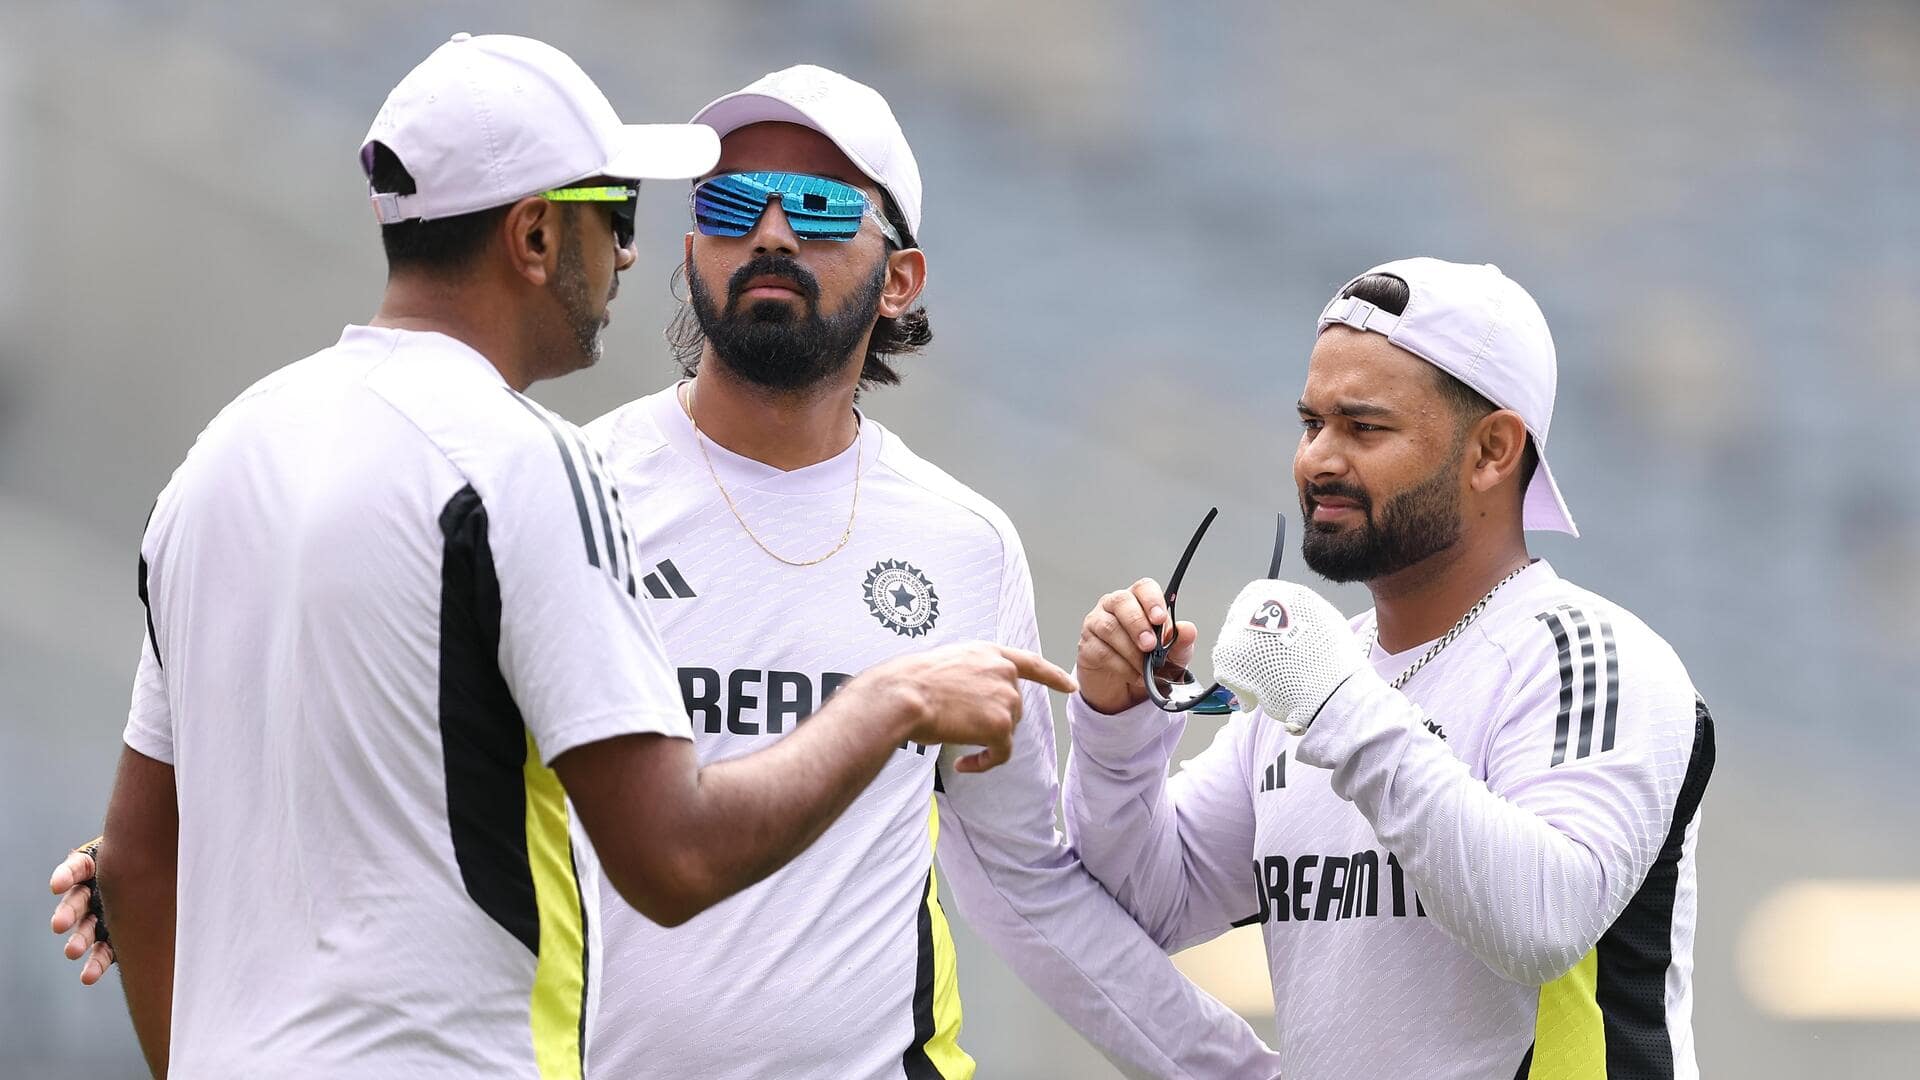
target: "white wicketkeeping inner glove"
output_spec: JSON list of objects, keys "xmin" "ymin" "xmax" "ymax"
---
[{"xmin": 1211, "ymin": 579, "xmax": 1368, "ymax": 735}]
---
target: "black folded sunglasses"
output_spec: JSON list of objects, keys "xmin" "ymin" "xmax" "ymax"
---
[{"xmin": 1143, "ymin": 508, "xmax": 1288, "ymax": 714}]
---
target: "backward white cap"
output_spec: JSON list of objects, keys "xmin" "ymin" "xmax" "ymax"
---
[
  {"xmin": 1318, "ymin": 257, "xmax": 1578, "ymax": 537},
  {"xmin": 691, "ymin": 64, "xmax": 922, "ymax": 242},
  {"xmin": 361, "ymin": 32, "xmax": 719, "ymax": 223}
]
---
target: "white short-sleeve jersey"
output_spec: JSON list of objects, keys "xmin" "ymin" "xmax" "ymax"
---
[
  {"xmin": 125, "ymin": 326, "xmax": 691, "ymax": 1080},
  {"xmin": 581, "ymin": 386, "xmax": 1280, "ymax": 1080},
  {"xmin": 1065, "ymin": 562, "xmax": 1714, "ymax": 1080}
]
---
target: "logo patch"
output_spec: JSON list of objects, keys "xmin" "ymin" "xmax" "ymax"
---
[
  {"xmin": 1247, "ymin": 599, "xmax": 1291, "ymax": 633},
  {"xmin": 864, "ymin": 559, "xmax": 940, "ymax": 637}
]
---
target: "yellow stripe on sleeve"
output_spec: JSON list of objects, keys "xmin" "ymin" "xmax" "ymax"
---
[
  {"xmin": 922, "ymin": 798, "xmax": 974, "ymax": 1079},
  {"xmin": 1527, "ymin": 948, "xmax": 1606, "ymax": 1079},
  {"xmin": 525, "ymin": 733, "xmax": 587, "ymax": 1080}
]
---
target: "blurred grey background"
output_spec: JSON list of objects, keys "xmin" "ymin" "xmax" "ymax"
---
[{"xmin": 4, "ymin": 1, "xmax": 1918, "ymax": 1076}]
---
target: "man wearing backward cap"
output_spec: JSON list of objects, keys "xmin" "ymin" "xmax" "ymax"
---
[{"xmin": 1065, "ymin": 258, "xmax": 1715, "ymax": 1079}]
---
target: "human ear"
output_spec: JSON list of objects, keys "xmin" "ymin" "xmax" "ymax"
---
[
  {"xmin": 1468, "ymin": 409, "xmax": 1529, "ymax": 494},
  {"xmin": 877, "ymin": 247, "xmax": 927, "ymax": 319}
]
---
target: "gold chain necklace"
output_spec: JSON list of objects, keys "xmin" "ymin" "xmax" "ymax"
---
[{"xmin": 681, "ymin": 381, "xmax": 860, "ymax": 567}]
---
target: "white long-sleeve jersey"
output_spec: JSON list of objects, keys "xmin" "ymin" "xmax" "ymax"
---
[
  {"xmin": 1064, "ymin": 561, "xmax": 1714, "ymax": 1079},
  {"xmin": 582, "ymin": 386, "xmax": 1280, "ymax": 1080}
]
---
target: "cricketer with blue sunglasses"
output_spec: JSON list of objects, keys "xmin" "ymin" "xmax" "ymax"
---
[{"xmin": 610, "ymin": 65, "xmax": 1282, "ymax": 1079}]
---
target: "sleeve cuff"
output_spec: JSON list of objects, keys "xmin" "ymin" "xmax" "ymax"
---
[
  {"xmin": 1294, "ymin": 666, "xmax": 1417, "ymax": 771},
  {"xmin": 535, "ymin": 707, "xmax": 695, "ymax": 766},
  {"xmin": 122, "ymin": 724, "xmax": 175, "ymax": 766}
]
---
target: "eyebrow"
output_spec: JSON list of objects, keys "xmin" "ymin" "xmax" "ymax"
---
[{"xmin": 1297, "ymin": 399, "xmax": 1396, "ymax": 419}]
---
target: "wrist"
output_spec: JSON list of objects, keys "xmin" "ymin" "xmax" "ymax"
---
[
  {"xmin": 1078, "ymin": 661, "xmax": 1189, "ymax": 716},
  {"xmin": 844, "ymin": 666, "xmax": 929, "ymax": 747},
  {"xmin": 1068, "ymin": 690, "xmax": 1179, "ymax": 764},
  {"xmin": 1078, "ymin": 684, "xmax": 1143, "ymax": 716}
]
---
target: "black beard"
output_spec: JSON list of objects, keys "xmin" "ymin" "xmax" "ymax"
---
[
  {"xmin": 1299, "ymin": 457, "xmax": 1464, "ymax": 583},
  {"xmin": 688, "ymin": 253, "xmax": 886, "ymax": 392}
]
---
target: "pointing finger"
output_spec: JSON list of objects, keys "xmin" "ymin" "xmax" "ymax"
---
[{"xmin": 997, "ymin": 646, "xmax": 1076, "ymax": 694}]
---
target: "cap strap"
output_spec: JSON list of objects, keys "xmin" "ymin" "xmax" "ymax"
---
[
  {"xmin": 369, "ymin": 191, "xmax": 416, "ymax": 225},
  {"xmin": 1319, "ymin": 295, "xmax": 1401, "ymax": 336}
]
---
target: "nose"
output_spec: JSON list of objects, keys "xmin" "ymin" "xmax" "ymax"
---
[
  {"xmin": 1295, "ymin": 426, "xmax": 1347, "ymax": 485},
  {"xmin": 745, "ymin": 198, "xmax": 800, "ymax": 255}
]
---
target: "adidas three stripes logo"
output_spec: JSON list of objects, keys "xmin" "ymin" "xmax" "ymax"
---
[
  {"xmin": 1535, "ymin": 604, "xmax": 1619, "ymax": 767},
  {"xmin": 641, "ymin": 560, "xmax": 696, "ymax": 599}
]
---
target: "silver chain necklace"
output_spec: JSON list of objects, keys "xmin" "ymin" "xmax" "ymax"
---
[{"xmin": 1369, "ymin": 562, "xmax": 1531, "ymax": 690}]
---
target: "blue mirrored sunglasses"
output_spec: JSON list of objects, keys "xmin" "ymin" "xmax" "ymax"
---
[{"xmin": 691, "ymin": 171, "xmax": 903, "ymax": 246}]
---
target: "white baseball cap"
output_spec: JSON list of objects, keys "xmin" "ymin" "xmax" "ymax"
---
[
  {"xmin": 361, "ymin": 32, "xmax": 720, "ymax": 223},
  {"xmin": 1317, "ymin": 257, "xmax": 1578, "ymax": 536},
  {"xmin": 691, "ymin": 64, "xmax": 923, "ymax": 243}
]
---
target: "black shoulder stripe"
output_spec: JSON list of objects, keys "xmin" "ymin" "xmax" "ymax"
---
[
  {"xmin": 1536, "ymin": 610, "xmax": 1575, "ymax": 767},
  {"xmin": 1600, "ymin": 618, "xmax": 1621, "ymax": 752},
  {"xmin": 593, "ymin": 447, "xmax": 638, "ymax": 598},
  {"xmin": 1538, "ymin": 604, "xmax": 1619, "ymax": 766},
  {"xmin": 1565, "ymin": 608, "xmax": 1600, "ymax": 760},
  {"xmin": 138, "ymin": 553, "xmax": 161, "ymax": 669},
  {"xmin": 507, "ymin": 390, "xmax": 600, "ymax": 569},
  {"xmin": 567, "ymin": 427, "xmax": 620, "ymax": 582}
]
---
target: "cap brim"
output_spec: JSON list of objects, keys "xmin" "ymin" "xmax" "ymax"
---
[
  {"xmin": 1523, "ymin": 451, "xmax": 1579, "ymax": 537},
  {"xmin": 602, "ymin": 123, "xmax": 720, "ymax": 181}
]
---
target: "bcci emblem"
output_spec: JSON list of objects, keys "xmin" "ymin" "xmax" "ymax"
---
[{"xmin": 864, "ymin": 559, "xmax": 940, "ymax": 638}]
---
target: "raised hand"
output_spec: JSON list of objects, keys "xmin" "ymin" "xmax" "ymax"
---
[{"xmin": 1074, "ymin": 578, "xmax": 1201, "ymax": 715}]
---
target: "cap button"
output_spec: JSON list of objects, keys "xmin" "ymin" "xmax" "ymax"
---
[{"xmin": 450, "ymin": 32, "xmax": 472, "ymax": 42}]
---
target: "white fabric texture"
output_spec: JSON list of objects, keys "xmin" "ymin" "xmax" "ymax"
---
[
  {"xmin": 1210, "ymin": 579, "xmax": 1367, "ymax": 734},
  {"xmin": 1065, "ymin": 562, "xmax": 1709, "ymax": 1079},
  {"xmin": 124, "ymin": 326, "xmax": 690, "ymax": 1078},
  {"xmin": 582, "ymin": 386, "xmax": 1279, "ymax": 1080}
]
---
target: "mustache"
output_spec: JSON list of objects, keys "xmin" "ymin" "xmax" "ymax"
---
[
  {"xmin": 726, "ymin": 254, "xmax": 821, "ymax": 306},
  {"xmin": 1304, "ymin": 481, "xmax": 1372, "ymax": 510}
]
